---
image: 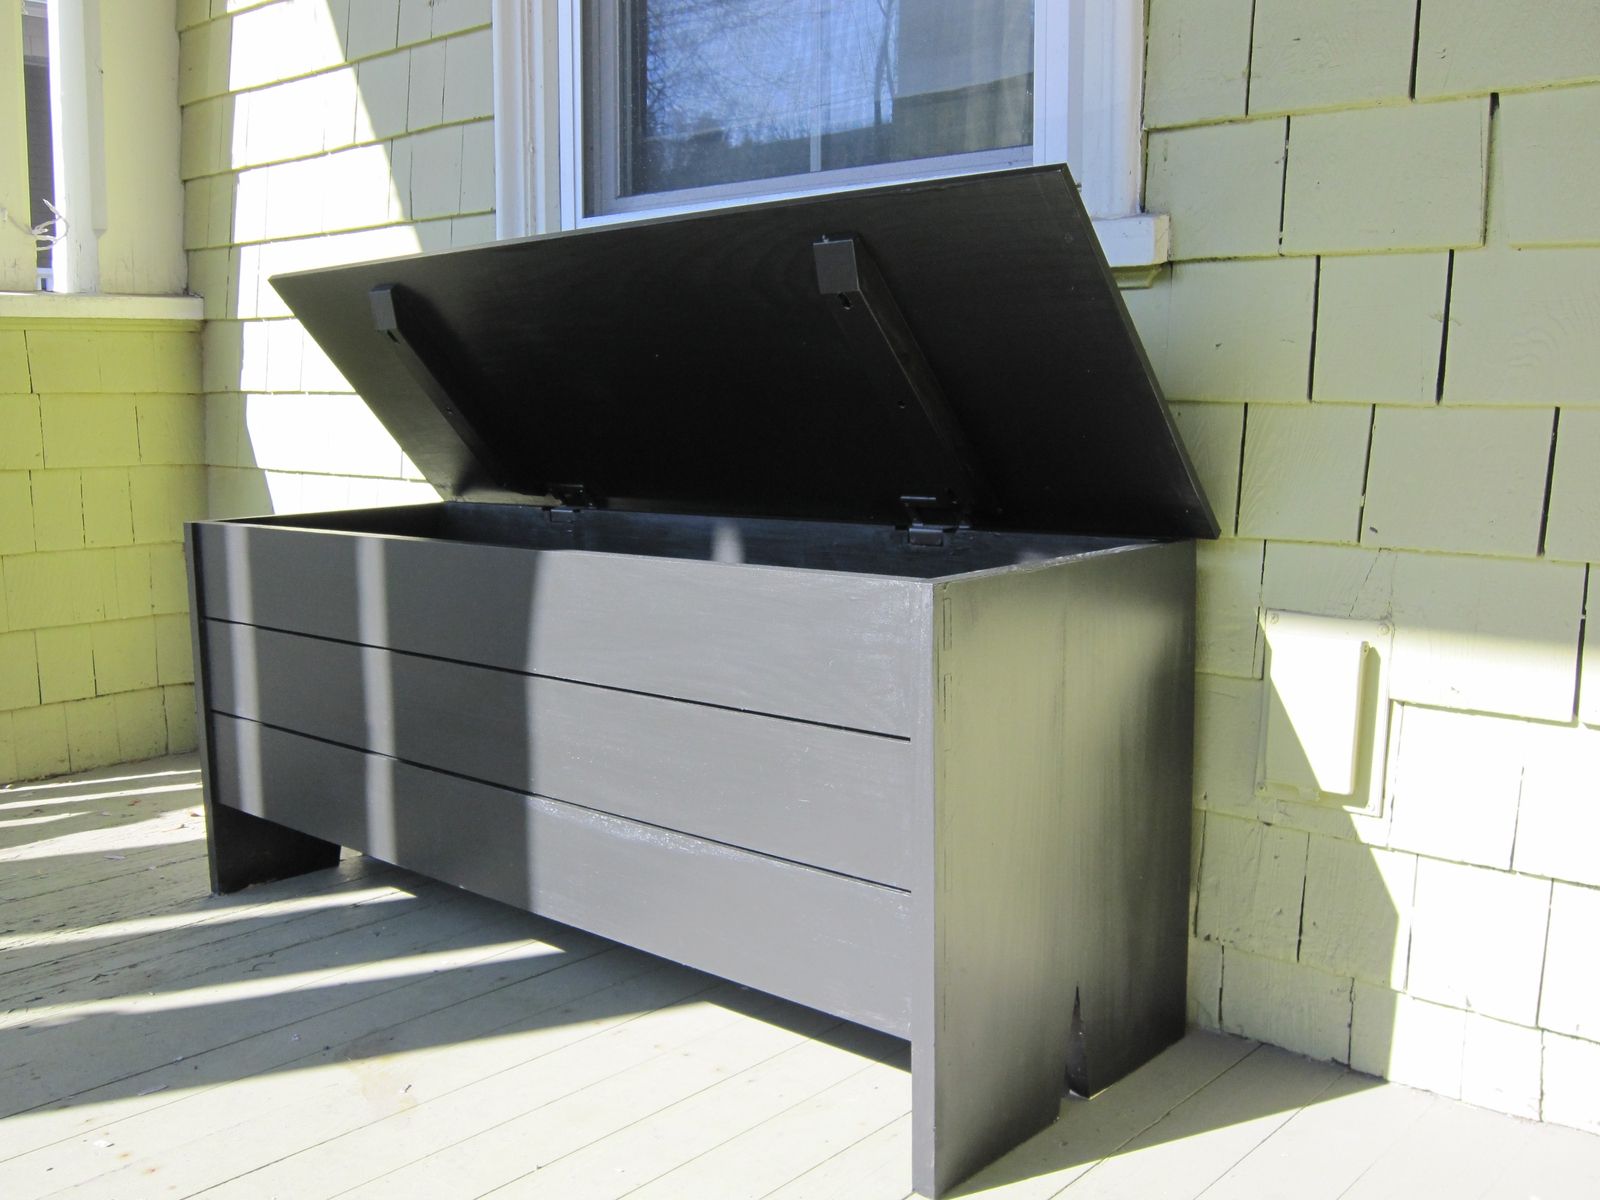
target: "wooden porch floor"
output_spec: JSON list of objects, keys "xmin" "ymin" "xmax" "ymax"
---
[{"xmin": 4, "ymin": 754, "xmax": 1599, "ymax": 1199}]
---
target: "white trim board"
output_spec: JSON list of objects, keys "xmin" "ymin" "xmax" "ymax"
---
[{"xmin": 0, "ymin": 291, "xmax": 203, "ymax": 321}]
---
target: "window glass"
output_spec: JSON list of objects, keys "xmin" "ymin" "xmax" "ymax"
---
[
  {"xmin": 22, "ymin": 0, "xmax": 53, "ymax": 285},
  {"xmin": 590, "ymin": 0, "xmax": 1034, "ymax": 213}
]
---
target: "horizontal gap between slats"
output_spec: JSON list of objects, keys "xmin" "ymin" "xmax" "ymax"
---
[
  {"xmin": 209, "ymin": 712, "xmax": 913, "ymax": 899},
  {"xmin": 202, "ymin": 617, "xmax": 911, "ymax": 743}
]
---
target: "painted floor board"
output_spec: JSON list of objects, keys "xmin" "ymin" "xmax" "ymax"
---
[
  {"xmin": 1052, "ymin": 1047, "xmax": 1348, "ymax": 1199},
  {"xmin": 3, "ymin": 839, "xmax": 204, "ymax": 904},
  {"xmin": 0, "ymin": 767, "xmax": 203, "ymax": 859},
  {"xmin": 1195, "ymin": 1069, "xmax": 1436, "ymax": 1199},
  {"xmin": 1, "ymin": 854, "xmax": 213, "ymax": 956},
  {"xmin": 335, "ymin": 1002, "xmax": 845, "ymax": 1199},
  {"xmin": 1477, "ymin": 1119, "xmax": 1600, "ymax": 1200},
  {"xmin": 1336, "ymin": 1098, "xmax": 1539, "ymax": 1199},
  {"xmin": 0, "ymin": 887, "xmax": 540, "ymax": 1113},
  {"xmin": 189, "ymin": 967, "xmax": 756, "ymax": 1200},
  {"xmin": 954, "ymin": 1030, "xmax": 1259, "ymax": 1199},
  {"xmin": 4, "ymin": 754, "xmax": 1600, "ymax": 1200},
  {"xmin": 3, "ymin": 944, "xmax": 556, "ymax": 1172},
  {"xmin": 0, "ymin": 862, "xmax": 413, "ymax": 1018},
  {"xmin": 44, "ymin": 962, "xmax": 736, "ymax": 1200},
  {"xmin": 4, "ymin": 940, "xmax": 633, "ymax": 1197},
  {"xmin": 625, "ymin": 1053, "xmax": 910, "ymax": 1200},
  {"xmin": 760, "ymin": 1114, "xmax": 914, "ymax": 1200},
  {"xmin": 0, "ymin": 912, "xmax": 601, "ymax": 1158},
  {"xmin": 483, "ymin": 1023, "xmax": 896, "ymax": 1199}
]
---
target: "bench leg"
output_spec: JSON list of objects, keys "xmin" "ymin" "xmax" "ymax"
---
[{"xmin": 206, "ymin": 801, "xmax": 342, "ymax": 894}]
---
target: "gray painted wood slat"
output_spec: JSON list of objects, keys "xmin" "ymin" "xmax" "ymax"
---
[
  {"xmin": 202, "ymin": 620, "xmax": 914, "ymax": 887},
  {"xmin": 190, "ymin": 521, "xmax": 344, "ymax": 897},
  {"xmin": 195, "ymin": 522, "xmax": 924, "ymax": 735},
  {"xmin": 210, "ymin": 714, "xmax": 914, "ymax": 1035}
]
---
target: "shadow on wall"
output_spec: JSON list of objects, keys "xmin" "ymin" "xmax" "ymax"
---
[
  {"xmin": 1198, "ymin": 608, "xmax": 1406, "ymax": 1064},
  {"xmin": 1191, "ymin": 561, "xmax": 1596, "ymax": 1126},
  {"xmin": 190, "ymin": 0, "xmax": 491, "ymax": 521}
]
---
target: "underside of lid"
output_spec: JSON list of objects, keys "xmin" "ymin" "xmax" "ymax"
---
[{"xmin": 271, "ymin": 165, "xmax": 1218, "ymax": 540}]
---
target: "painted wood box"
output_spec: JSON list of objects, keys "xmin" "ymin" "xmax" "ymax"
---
[{"xmin": 186, "ymin": 166, "xmax": 1218, "ymax": 1197}]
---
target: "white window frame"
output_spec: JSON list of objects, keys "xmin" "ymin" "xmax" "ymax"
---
[
  {"xmin": 492, "ymin": 0, "xmax": 1167, "ymax": 269},
  {"xmin": 0, "ymin": 0, "xmax": 197, "ymax": 315},
  {"xmin": 16, "ymin": 0, "xmax": 106, "ymax": 293}
]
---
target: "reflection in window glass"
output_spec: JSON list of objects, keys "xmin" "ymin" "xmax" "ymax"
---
[
  {"xmin": 603, "ymin": 0, "xmax": 1033, "ymax": 206},
  {"xmin": 22, "ymin": 0, "xmax": 53, "ymax": 287}
]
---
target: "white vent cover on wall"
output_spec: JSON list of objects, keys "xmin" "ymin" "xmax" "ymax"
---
[{"xmin": 1256, "ymin": 610, "xmax": 1394, "ymax": 816}]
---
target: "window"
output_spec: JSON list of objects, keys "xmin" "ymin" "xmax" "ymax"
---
[
  {"xmin": 10, "ymin": 0, "xmax": 106, "ymax": 294},
  {"xmin": 493, "ymin": 0, "xmax": 1161, "ymax": 266},
  {"xmin": 21, "ymin": 0, "xmax": 53, "ymax": 288},
  {"xmin": 584, "ymin": 0, "xmax": 1037, "ymax": 217},
  {"xmin": 4, "ymin": 1, "xmax": 187, "ymax": 303}
]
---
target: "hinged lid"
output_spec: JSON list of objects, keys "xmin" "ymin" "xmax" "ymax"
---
[{"xmin": 271, "ymin": 164, "xmax": 1218, "ymax": 539}]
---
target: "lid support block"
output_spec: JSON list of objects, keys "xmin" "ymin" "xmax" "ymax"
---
[
  {"xmin": 812, "ymin": 236, "xmax": 994, "ymax": 524},
  {"xmin": 370, "ymin": 282, "xmax": 513, "ymax": 493}
]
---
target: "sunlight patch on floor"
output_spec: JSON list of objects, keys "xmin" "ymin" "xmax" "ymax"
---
[
  {"xmin": 0, "ymin": 767, "xmax": 201, "ymax": 796},
  {"xmin": 10, "ymin": 939, "xmax": 572, "ymax": 1025},
  {"xmin": 0, "ymin": 885, "xmax": 413, "ymax": 953},
  {"xmin": 0, "ymin": 782, "xmax": 203, "ymax": 813}
]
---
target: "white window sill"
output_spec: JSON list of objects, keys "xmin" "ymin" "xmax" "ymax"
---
[
  {"xmin": 1093, "ymin": 214, "xmax": 1171, "ymax": 288},
  {"xmin": 0, "ymin": 292, "xmax": 205, "ymax": 322}
]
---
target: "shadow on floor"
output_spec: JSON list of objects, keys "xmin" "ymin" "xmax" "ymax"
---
[
  {"xmin": 1, "ymin": 760, "xmax": 898, "ymax": 1125},
  {"xmin": 4, "ymin": 755, "xmax": 1383, "ymax": 1199}
]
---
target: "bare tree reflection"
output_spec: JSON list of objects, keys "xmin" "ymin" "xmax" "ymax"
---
[{"xmin": 616, "ymin": 0, "xmax": 1032, "ymax": 198}]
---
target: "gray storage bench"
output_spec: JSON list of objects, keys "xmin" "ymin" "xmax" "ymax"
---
[{"xmin": 187, "ymin": 165, "xmax": 1216, "ymax": 1197}]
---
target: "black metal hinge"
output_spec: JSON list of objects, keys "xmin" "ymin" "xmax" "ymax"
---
[
  {"xmin": 370, "ymin": 282, "xmax": 512, "ymax": 494},
  {"xmin": 813, "ymin": 235, "xmax": 993, "ymax": 539},
  {"xmin": 901, "ymin": 494, "xmax": 964, "ymax": 547},
  {"xmin": 544, "ymin": 482, "xmax": 596, "ymax": 525}
]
